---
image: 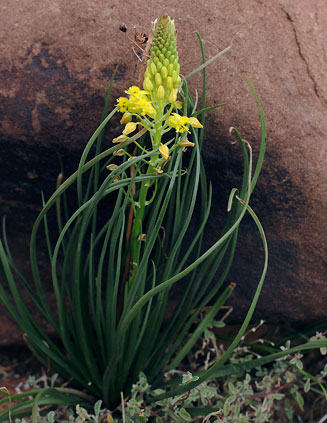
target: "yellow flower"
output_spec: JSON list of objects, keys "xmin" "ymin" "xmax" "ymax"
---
[
  {"xmin": 159, "ymin": 144, "xmax": 169, "ymax": 160},
  {"xmin": 166, "ymin": 113, "xmax": 203, "ymax": 133},
  {"xmin": 116, "ymin": 86, "xmax": 157, "ymax": 119},
  {"xmin": 167, "ymin": 113, "xmax": 189, "ymax": 133},
  {"xmin": 125, "ymin": 86, "xmax": 140, "ymax": 95},
  {"xmin": 175, "ymin": 100, "xmax": 183, "ymax": 109},
  {"xmin": 188, "ymin": 117, "xmax": 203, "ymax": 128},
  {"xmin": 179, "ymin": 138, "xmax": 195, "ymax": 148},
  {"xmin": 117, "ymin": 97, "xmax": 129, "ymax": 112},
  {"xmin": 123, "ymin": 122, "xmax": 137, "ymax": 135}
]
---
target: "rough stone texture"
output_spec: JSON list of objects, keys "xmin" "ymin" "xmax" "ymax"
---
[{"xmin": 0, "ymin": 0, "xmax": 326, "ymax": 343}]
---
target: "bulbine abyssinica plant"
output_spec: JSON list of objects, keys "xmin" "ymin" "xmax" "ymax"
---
[{"xmin": 1, "ymin": 13, "xmax": 326, "ymax": 421}]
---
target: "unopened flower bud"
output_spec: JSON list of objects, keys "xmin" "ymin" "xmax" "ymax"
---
[
  {"xmin": 112, "ymin": 134, "xmax": 128, "ymax": 143},
  {"xmin": 120, "ymin": 112, "xmax": 132, "ymax": 124},
  {"xmin": 161, "ymin": 66, "xmax": 168, "ymax": 79},
  {"xmin": 174, "ymin": 76, "xmax": 182, "ymax": 88},
  {"xmin": 159, "ymin": 144, "xmax": 169, "ymax": 160},
  {"xmin": 123, "ymin": 122, "xmax": 137, "ymax": 135},
  {"xmin": 155, "ymin": 73, "xmax": 162, "ymax": 86},
  {"xmin": 169, "ymin": 89, "xmax": 177, "ymax": 103},
  {"xmin": 157, "ymin": 85, "xmax": 165, "ymax": 99},
  {"xmin": 106, "ymin": 164, "xmax": 118, "ymax": 171},
  {"xmin": 143, "ymin": 77, "xmax": 154, "ymax": 92},
  {"xmin": 150, "ymin": 62, "xmax": 157, "ymax": 75},
  {"xmin": 113, "ymin": 148, "xmax": 125, "ymax": 156},
  {"xmin": 166, "ymin": 76, "xmax": 173, "ymax": 90}
]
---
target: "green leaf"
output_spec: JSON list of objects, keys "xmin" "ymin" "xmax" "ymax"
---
[
  {"xmin": 304, "ymin": 379, "xmax": 311, "ymax": 393},
  {"xmin": 179, "ymin": 407, "xmax": 192, "ymax": 421},
  {"xmin": 223, "ymin": 399, "xmax": 230, "ymax": 415},
  {"xmin": 294, "ymin": 390, "xmax": 304, "ymax": 410}
]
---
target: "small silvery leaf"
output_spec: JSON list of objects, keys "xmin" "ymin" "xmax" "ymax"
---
[
  {"xmin": 296, "ymin": 359, "xmax": 303, "ymax": 370},
  {"xmin": 304, "ymin": 379, "xmax": 311, "ymax": 393},
  {"xmin": 94, "ymin": 400, "xmax": 102, "ymax": 417},
  {"xmin": 294, "ymin": 391, "xmax": 304, "ymax": 410},
  {"xmin": 50, "ymin": 373, "xmax": 58, "ymax": 387},
  {"xmin": 47, "ymin": 411, "xmax": 55, "ymax": 423},
  {"xmin": 182, "ymin": 371, "xmax": 199, "ymax": 385},
  {"xmin": 179, "ymin": 407, "xmax": 192, "ymax": 421},
  {"xmin": 213, "ymin": 320, "xmax": 226, "ymax": 328},
  {"xmin": 271, "ymin": 393, "xmax": 285, "ymax": 401},
  {"xmin": 223, "ymin": 399, "xmax": 230, "ymax": 415}
]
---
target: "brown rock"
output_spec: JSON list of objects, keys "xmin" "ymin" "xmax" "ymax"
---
[{"xmin": 0, "ymin": 0, "xmax": 326, "ymax": 344}]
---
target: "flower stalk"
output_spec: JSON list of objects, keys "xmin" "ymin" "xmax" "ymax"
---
[{"xmin": 114, "ymin": 14, "xmax": 202, "ymax": 286}]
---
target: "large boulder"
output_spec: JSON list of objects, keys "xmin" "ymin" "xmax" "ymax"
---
[{"xmin": 0, "ymin": 0, "xmax": 326, "ymax": 343}]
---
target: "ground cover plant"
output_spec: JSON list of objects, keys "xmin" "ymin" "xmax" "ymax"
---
[{"xmin": 0, "ymin": 13, "xmax": 326, "ymax": 422}]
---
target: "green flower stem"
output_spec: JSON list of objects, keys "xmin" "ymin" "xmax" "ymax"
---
[{"xmin": 128, "ymin": 110, "xmax": 163, "ymax": 288}]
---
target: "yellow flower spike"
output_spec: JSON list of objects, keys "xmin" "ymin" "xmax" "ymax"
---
[
  {"xmin": 143, "ymin": 14, "xmax": 180, "ymax": 105},
  {"xmin": 120, "ymin": 112, "xmax": 132, "ymax": 124},
  {"xmin": 123, "ymin": 122, "xmax": 137, "ymax": 135},
  {"xmin": 176, "ymin": 100, "xmax": 183, "ymax": 109},
  {"xmin": 159, "ymin": 144, "xmax": 169, "ymax": 160},
  {"xmin": 188, "ymin": 117, "xmax": 203, "ymax": 128},
  {"xmin": 157, "ymin": 85, "xmax": 165, "ymax": 99},
  {"xmin": 112, "ymin": 134, "xmax": 128, "ymax": 143}
]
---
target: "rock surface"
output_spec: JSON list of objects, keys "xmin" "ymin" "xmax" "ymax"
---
[{"xmin": 0, "ymin": 0, "xmax": 327, "ymax": 343}]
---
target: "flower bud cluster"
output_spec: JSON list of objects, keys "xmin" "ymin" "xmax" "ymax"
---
[{"xmin": 143, "ymin": 14, "xmax": 181, "ymax": 105}]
